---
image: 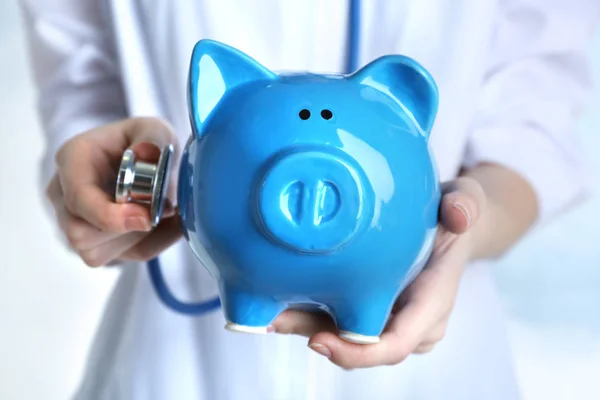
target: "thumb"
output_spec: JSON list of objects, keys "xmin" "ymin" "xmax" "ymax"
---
[
  {"xmin": 124, "ymin": 117, "xmax": 179, "ymax": 162},
  {"xmin": 440, "ymin": 177, "xmax": 486, "ymax": 234}
]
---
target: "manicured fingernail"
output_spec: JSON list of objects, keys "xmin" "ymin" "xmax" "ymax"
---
[
  {"xmin": 453, "ymin": 202, "xmax": 471, "ymax": 228},
  {"xmin": 267, "ymin": 325, "xmax": 275, "ymax": 333},
  {"xmin": 125, "ymin": 216, "xmax": 151, "ymax": 232},
  {"xmin": 308, "ymin": 343, "xmax": 332, "ymax": 358}
]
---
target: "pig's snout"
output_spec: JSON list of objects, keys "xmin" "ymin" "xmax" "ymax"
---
[{"xmin": 255, "ymin": 147, "xmax": 370, "ymax": 254}]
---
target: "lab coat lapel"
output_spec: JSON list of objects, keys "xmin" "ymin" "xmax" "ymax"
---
[{"xmin": 106, "ymin": 0, "xmax": 165, "ymax": 118}]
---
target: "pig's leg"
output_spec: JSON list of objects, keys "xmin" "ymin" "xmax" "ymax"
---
[
  {"xmin": 329, "ymin": 292, "xmax": 397, "ymax": 344},
  {"xmin": 221, "ymin": 286, "xmax": 285, "ymax": 334}
]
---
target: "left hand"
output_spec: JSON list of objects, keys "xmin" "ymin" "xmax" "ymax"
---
[{"xmin": 272, "ymin": 176, "xmax": 487, "ymax": 369}]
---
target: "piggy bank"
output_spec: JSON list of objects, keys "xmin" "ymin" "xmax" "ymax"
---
[{"xmin": 177, "ymin": 39, "xmax": 441, "ymax": 344}]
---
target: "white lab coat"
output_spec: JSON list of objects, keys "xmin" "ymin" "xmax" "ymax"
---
[{"xmin": 18, "ymin": 0, "xmax": 600, "ymax": 399}]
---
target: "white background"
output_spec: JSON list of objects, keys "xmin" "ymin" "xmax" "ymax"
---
[{"xmin": 0, "ymin": 1, "xmax": 599, "ymax": 399}]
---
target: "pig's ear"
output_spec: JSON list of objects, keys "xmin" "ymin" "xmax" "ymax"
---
[
  {"xmin": 187, "ymin": 39, "xmax": 277, "ymax": 138},
  {"xmin": 350, "ymin": 55, "xmax": 439, "ymax": 137}
]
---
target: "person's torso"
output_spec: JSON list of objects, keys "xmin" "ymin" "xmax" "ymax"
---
[{"xmin": 74, "ymin": 2, "xmax": 522, "ymax": 399}]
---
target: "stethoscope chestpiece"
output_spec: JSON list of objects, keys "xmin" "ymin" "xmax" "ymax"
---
[{"xmin": 115, "ymin": 144, "xmax": 174, "ymax": 227}]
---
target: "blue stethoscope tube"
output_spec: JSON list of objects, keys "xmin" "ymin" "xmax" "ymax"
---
[
  {"xmin": 147, "ymin": 258, "xmax": 222, "ymax": 314},
  {"xmin": 147, "ymin": 0, "xmax": 362, "ymax": 316}
]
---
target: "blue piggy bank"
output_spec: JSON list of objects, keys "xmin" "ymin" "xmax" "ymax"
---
[{"xmin": 178, "ymin": 39, "xmax": 441, "ymax": 344}]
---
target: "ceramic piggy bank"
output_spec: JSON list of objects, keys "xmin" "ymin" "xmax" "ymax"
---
[{"xmin": 178, "ymin": 39, "xmax": 441, "ymax": 344}]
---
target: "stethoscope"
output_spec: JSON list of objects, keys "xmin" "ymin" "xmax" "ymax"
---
[{"xmin": 115, "ymin": 0, "xmax": 362, "ymax": 317}]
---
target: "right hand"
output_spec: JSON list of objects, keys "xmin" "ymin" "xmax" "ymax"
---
[{"xmin": 46, "ymin": 117, "xmax": 182, "ymax": 267}]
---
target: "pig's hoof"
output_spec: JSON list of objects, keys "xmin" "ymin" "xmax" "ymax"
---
[
  {"xmin": 225, "ymin": 322, "xmax": 269, "ymax": 335},
  {"xmin": 339, "ymin": 331, "xmax": 380, "ymax": 344}
]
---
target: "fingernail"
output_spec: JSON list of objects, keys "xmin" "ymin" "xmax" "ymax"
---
[
  {"xmin": 308, "ymin": 343, "xmax": 332, "ymax": 358},
  {"xmin": 125, "ymin": 216, "xmax": 151, "ymax": 232},
  {"xmin": 163, "ymin": 199, "xmax": 176, "ymax": 216},
  {"xmin": 267, "ymin": 325, "xmax": 275, "ymax": 333},
  {"xmin": 453, "ymin": 202, "xmax": 471, "ymax": 228},
  {"xmin": 162, "ymin": 207, "xmax": 176, "ymax": 218}
]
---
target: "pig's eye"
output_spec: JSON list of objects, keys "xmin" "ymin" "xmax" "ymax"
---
[
  {"xmin": 299, "ymin": 109, "xmax": 311, "ymax": 120},
  {"xmin": 321, "ymin": 109, "xmax": 333, "ymax": 120}
]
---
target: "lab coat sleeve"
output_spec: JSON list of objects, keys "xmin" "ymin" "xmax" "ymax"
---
[
  {"xmin": 18, "ymin": 0, "xmax": 127, "ymax": 195},
  {"xmin": 463, "ymin": 0, "xmax": 600, "ymax": 225}
]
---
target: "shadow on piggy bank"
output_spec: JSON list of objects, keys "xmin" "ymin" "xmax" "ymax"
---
[{"xmin": 175, "ymin": 39, "xmax": 442, "ymax": 345}]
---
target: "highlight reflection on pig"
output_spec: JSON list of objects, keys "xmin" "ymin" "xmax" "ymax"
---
[{"xmin": 178, "ymin": 39, "xmax": 441, "ymax": 344}]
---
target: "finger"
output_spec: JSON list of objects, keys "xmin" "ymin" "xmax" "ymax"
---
[
  {"xmin": 119, "ymin": 216, "xmax": 183, "ymax": 261},
  {"xmin": 46, "ymin": 174, "xmax": 62, "ymax": 204},
  {"xmin": 49, "ymin": 175, "xmax": 124, "ymax": 249},
  {"xmin": 162, "ymin": 199, "xmax": 177, "ymax": 218},
  {"xmin": 56, "ymin": 138, "xmax": 153, "ymax": 233},
  {"xmin": 308, "ymin": 302, "xmax": 432, "ymax": 369},
  {"xmin": 440, "ymin": 177, "xmax": 486, "ymax": 234},
  {"xmin": 109, "ymin": 117, "xmax": 179, "ymax": 175},
  {"xmin": 123, "ymin": 117, "xmax": 178, "ymax": 150},
  {"xmin": 272, "ymin": 309, "xmax": 337, "ymax": 337},
  {"xmin": 81, "ymin": 215, "xmax": 180, "ymax": 268},
  {"xmin": 61, "ymin": 178, "xmax": 153, "ymax": 234},
  {"xmin": 80, "ymin": 231, "xmax": 148, "ymax": 267},
  {"xmin": 307, "ymin": 330, "xmax": 406, "ymax": 369},
  {"xmin": 57, "ymin": 204, "xmax": 122, "ymax": 251},
  {"xmin": 77, "ymin": 117, "xmax": 178, "ymax": 161},
  {"xmin": 413, "ymin": 343, "xmax": 436, "ymax": 354},
  {"xmin": 412, "ymin": 321, "xmax": 448, "ymax": 354},
  {"xmin": 118, "ymin": 119, "xmax": 178, "ymax": 170}
]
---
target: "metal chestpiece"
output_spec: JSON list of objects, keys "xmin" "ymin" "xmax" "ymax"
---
[{"xmin": 115, "ymin": 144, "xmax": 174, "ymax": 227}]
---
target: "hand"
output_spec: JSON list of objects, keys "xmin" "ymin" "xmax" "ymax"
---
[
  {"xmin": 46, "ymin": 117, "xmax": 182, "ymax": 267},
  {"xmin": 272, "ymin": 177, "xmax": 487, "ymax": 369}
]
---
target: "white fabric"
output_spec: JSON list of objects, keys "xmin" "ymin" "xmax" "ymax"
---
[{"xmin": 18, "ymin": 0, "xmax": 600, "ymax": 399}]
